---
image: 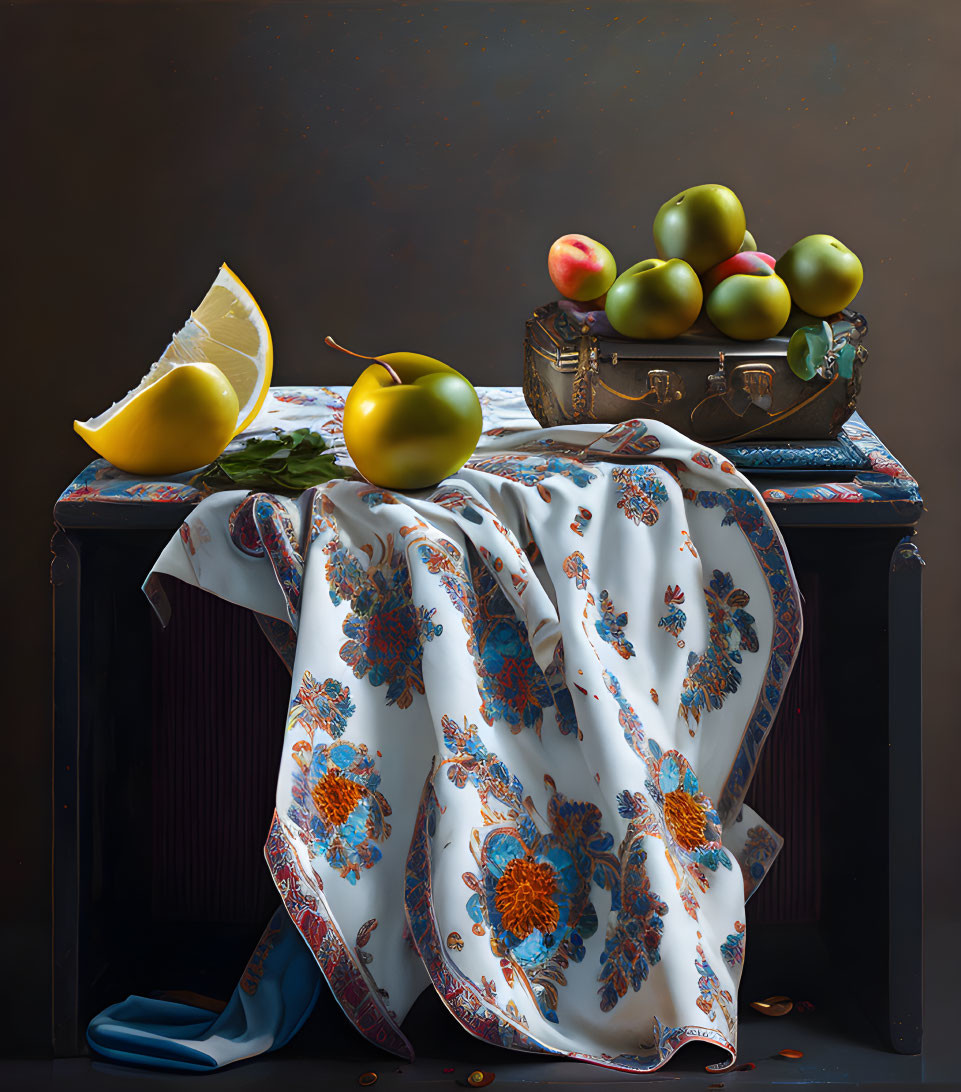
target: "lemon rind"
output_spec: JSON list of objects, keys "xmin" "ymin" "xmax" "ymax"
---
[{"xmin": 76, "ymin": 264, "xmax": 273, "ymax": 436}]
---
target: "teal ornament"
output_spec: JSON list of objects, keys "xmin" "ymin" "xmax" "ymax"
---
[
  {"xmin": 828, "ymin": 322, "xmax": 858, "ymax": 379},
  {"xmin": 835, "ymin": 339, "xmax": 857, "ymax": 379},
  {"xmin": 787, "ymin": 322, "xmax": 830, "ymax": 381}
]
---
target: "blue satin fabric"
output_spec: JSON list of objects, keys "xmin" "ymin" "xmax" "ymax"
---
[{"xmin": 87, "ymin": 906, "xmax": 322, "ymax": 1071}]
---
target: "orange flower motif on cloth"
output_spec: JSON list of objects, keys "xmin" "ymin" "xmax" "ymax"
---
[
  {"xmin": 643, "ymin": 743, "xmax": 731, "ymax": 880},
  {"xmin": 663, "ymin": 788, "xmax": 707, "ymax": 853},
  {"xmin": 444, "ymin": 717, "xmax": 619, "ymax": 1024},
  {"xmin": 311, "ymin": 770, "xmax": 366, "ymax": 828},
  {"xmin": 288, "ymin": 735, "xmax": 392, "ymax": 885},
  {"xmin": 494, "ymin": 857, "xmax": 560, "ymax": 939}
]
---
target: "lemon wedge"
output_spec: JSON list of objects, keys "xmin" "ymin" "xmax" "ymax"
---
[
  {"xmin": 74, "ymin": 264, "xmax": 273, "ymax": 475},
  {"xmin": 75, "ymin": 364, "xmax": 240, "ymax": 476}
]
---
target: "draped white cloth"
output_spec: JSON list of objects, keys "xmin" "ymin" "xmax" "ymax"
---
[{"xmin": 147, "ymin": 390, "xmax": 801, "ymax": 1073}]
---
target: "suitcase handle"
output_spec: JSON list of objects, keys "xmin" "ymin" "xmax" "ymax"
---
[
  {"xmin": 690, "ymin": 372, "xmax": 842, "ymax": 442},
  {"xmin": 595, "ymin": 368, "xmax": 686, "ymax": 406}
]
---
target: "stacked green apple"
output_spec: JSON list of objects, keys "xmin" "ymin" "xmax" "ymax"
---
[{"xmin": 546, "ymin": 184, "xmax": 864, "ymax": 341}]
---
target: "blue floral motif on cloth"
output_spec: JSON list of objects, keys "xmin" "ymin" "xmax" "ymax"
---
[
  {"xmin": 433, "ymin": 549, "xmax": 557, "ymax": 735},
  {"xmin": 583, "ymin": 418, "xmax": 662, "ymax": 460},
  {"xmin": 324, "ymin": 532, "xmax": 442, "ymax": 709},
  {"xmin": 468, "ymin": 451, "xmax": 597, "ymax": 489},
  {"xmin": 594, "ymin": 589, "xmax": 635, "ymax": 660},
  {"xmin": 287, "ymin": 670, "xmax": 355, "ymax": 739},
  {"xmin": 470, "ymin": 556, "xmax": 555, "ymax": 733},
  {"xmin": 122, "ymin": 405, "xmax": 802, "ymax": 1076},
  {"xmin": 611, "ymin": 465, "xmax": 670, "ymax": 526},
  {"xmin": 598, "ymin": 841, "xmax": 669, "ymax": 1012},
  {"xmin": 229, "ymin": 497, "xmax": 267, "ymax": 557},
  {"xmin": 562, "ymin": 550, "xmax": 590, "ymax": 589},
  {"xmin": 603, "ymin": 669, "xmax": 646, "ymax": 753},
  {"xmin": 239, "ymin": 494, "xmax": 304, "ymax": 616},
  {"xmin": 679, "ymin": 569, "xmax": 758, "ymax": 731},
  {"xmin": 439, "ymin": 713, "xmax": 524, "ymax": 811},
  {"xmin": 544, "ymin": 640, "xmax": 579, "ymax": 738},
  {"xmin": 720, "ymin": 922, "xmax": 746, "ymax": 968},
  {"xmin": 695, "ymin": 943, "xmax": 736, "ymax": 1033},
  {"xmin": 658, "ymin": 585, "xmax": 687, "ymax": 644},
  {"xmin": 739, "ymin": 825, "xmax": 780, "ymax": 893}
]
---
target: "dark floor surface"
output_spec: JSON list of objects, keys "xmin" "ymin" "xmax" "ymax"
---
[{"xmin": 3, "ymin": 918, "xmax": 954, "ymax": 1091}]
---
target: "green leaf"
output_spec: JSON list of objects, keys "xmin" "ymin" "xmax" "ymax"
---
[{"xmin": 192, "ymin": 429, "xmax": 350, "ymax": 496}]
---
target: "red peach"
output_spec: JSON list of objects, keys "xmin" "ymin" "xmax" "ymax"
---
[
  {"xmin": 547, "ymin": 234, "xmax": 617, "ymax": 302},
  {"xmin": 702, "ymin": 250, "xmax": 777, "ymax": 296}
]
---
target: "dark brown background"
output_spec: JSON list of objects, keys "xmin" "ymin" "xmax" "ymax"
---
[{"xmin": 2, "ymin": 0, "xmax": 958, "ymax": 1060}]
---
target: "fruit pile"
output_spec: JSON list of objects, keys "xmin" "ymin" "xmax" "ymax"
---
[{"xmin": 547, "ymin": 184, "xmax": 864, "ymax": 342}]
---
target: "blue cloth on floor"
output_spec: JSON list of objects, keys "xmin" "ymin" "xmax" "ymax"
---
[{"xmin": 87, "ymin": 906, "xmax": 322, "ymax": 1071}]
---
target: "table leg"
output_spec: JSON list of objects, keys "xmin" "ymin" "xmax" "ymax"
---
[
  {"xmin": 51, "ymin": 525, "xmax": 81, "ymax": 1056},
  {"xmin": 887, "ymin": 535, "xmax": 924, "ymax": 1054}
]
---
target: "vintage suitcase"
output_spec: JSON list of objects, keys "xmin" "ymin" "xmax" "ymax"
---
[{"xmin": 523, "ymin": 300, "xmax": 868, "ymax": 443}]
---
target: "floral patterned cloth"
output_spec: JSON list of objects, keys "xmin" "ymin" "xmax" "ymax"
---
[{"xmin": 144, "ymin": 408, "xmax": 802, "ymax": 1073}]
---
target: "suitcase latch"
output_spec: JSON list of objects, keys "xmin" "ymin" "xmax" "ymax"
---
[
  {"xmin": 647, "ymin": 368, "xmax": 684, "ymax": 404},
  {"xmin": 707, "ymin": 352, "xmax": 727, "ymax": 394},
  {"xmin": 727, "ymin": 362, "xmax": 776, "ymax": 415}
]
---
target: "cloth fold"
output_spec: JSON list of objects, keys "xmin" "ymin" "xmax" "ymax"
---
[
  {"xmin": 87, "ymin": 906, "xmax": 323, "ymax": 1071},
  {"xmin": 93, "ymin": 405, "xmax": 801, "ymax": 1074}
]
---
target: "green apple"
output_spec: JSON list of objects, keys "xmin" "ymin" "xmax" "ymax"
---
[
  {"xmin": 328, "ymin": 337, "xmax": 482, "ymax": 489},
  {"xmin": 653, "ymin": 184, "xmax": 747, "ymax": 274},
  {"xmin": 706, "ymin": 271, "xmax": 792, "ymax": 341},
  {"xmin": 775, "ymin": 234, "xmax": 863, "ymax": 317},
  {"xmin": 740, "ymin": 229, "xmax": 757, "ymax": 253},
  {"xmin": 605, "ymin": 258, "xmax": 703, "ymax": 339}
]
